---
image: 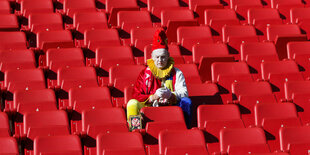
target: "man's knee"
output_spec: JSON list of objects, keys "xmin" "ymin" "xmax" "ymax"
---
[
  {"xmin": 127, "ymin": 99, "xmax": 140, "ymax": 109},
  {"xmin": 180, "ymin": 97, "xmax": 192, "ymax": 107}
]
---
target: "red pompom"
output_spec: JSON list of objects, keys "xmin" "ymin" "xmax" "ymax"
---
[{"xmin": 152, "ymin": 28, "xmax": 168, "ymax": 51}]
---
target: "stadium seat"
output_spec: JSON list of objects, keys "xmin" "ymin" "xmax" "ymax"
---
[
  {"xmin": 0, "ymin": 14, "xmax": 19, "ymax": 31},
  {"xmin": 261, "ymin": 60, "xmax": 304, "ymax": 100},
  {"xmin": 204, "ymin": 9, "xmax": 240, "ymax": 36},
  {"xmin": 117, "ymin": 11, "xmax": 153, "ymax": 36},
  {"xmin": 63, "ymin": 0, "xmax": 97, "ymax": 17},
  {"xmin": 69, "ymin": 87, "xmax": 113, "ymax": 134},
  {"xmin": 220, "ymin": 128, "xmax": 270, "ymax": 154},
  {"xmin": 73, "ymin": 12, "xmax": 108, "ymax": 34},
  {"xmin": 36, "ymin": 30, "xmax": 74, "ymax": 51},
  {"xmin": 23, "ymin": 110, "xmax": 70, "ymax": 140},
  {"xmin": 97, "ymin": 132, "xmax": 145, "ymax": 155},
  {"xmin": 4, "ymin": 68, "xmax": 46, "ymax": 93},
  {"xmin": 188, "ymin": 0, "xmax": 223, "ymax": 24},
  {"xmin": 158, "ymin": 129, "xmax": 208, "ymax": 155},
  {"xmin": 230, "ymin": 0, "xmax": 263, "ymax": 20},
  {"xmin": 231, "ymin": 81, "xmax": 277, "ymax": 126},
  {"xmin": 279, "ymin": 126, "xmax": 310, "ymax": 154},
  {"xmin": 161, "ymin": 9, "xmax": 198, "ymax": 43},
  {"xmin": 105, "ymin": 0, "xmax": 139, "ymax": 26},
  {"xmin": 175, "ymin": 64, "xmax": 202, "ymax": 84},
  {"xmin": 187, "ymin": 82, "xmax": 221, "ymax": 105},
  {"xmin": 211, "ymin": 62, "xmax": 253, "ymax": 93},
  {"xmin": 0, "ymin": 0, "xmax": 11, "ymax": 14},
  {"xmin": 0, "ymin": 112, "xmax": 10, "ymax": 137},
  {"xmin": 198, "ymin": 104, "xmax": 245, "ymax": 153},
  {"xmin": 289, "ymin": 7, "xmax": 310, "ymax": 24},
  {"xmin": 27, "ymin": 13, "xmax": 63, "ymax": 33},
  {"xmin": 0, "ymin": 32, "xmax": 27, "ymax": 51},
  {"xmin": 177, "ymin": 26, "xmax": 213, "ymax": 51},
  {"xmin": 247, "ymin": 8, "xmax": 283, "ymax": 38},
  {"xmin": 20, "ymin": 0, "xmax": 54, "ymax": 18},
  {"xmin": 34, "ymin": 135, "xmax": 82, "ymax": 155},
  {"xmin": 254, "ymin": 102, "xmax": 301, "ymax": 151},
  {"xmin": 96, "ymin": 46, "xmax": 135, "ymax": 86},
  {"xmin": 0, "ymin": 49, "xmax": 36, "ymax": 72},
  {"xmin": 270, "ymin": 0, "xmax": 304, "ymax": 21},
  {"xmin": 287, "ymin": 41, "xmax": 310, "ymax": 78},
  {"xmin": 147, "ymin": 0, "xmax": 182, "ymax": 18},
  {"xmin": 144, "ymin": 44, "xmax": 184, "ymax": 64},
  {"xmin": 0, "ymin": 137, "xmax": 19, "ymax": 154},
  {"xmin": 45, "ymin": 48, "xmax": 85, "ymax": 87},
  {"xmin": 193, "ymin": 43, "xmax": 235, "ymax": 82},
  {"xmin": 130, "ymin": 27, "xmax": 158, "ymax": 53},
  {"xmin": 284, "ymin": 81, "xmax": 310, "ymax": 125},
  {"xmin": 222, "ymin": 25, "xmax": 259, "ymax": 60},
  {"xmin": 266, "ymin": 24, "xmax": 307, "ymax": 60},
  {"xmin": 240, "ymin": 42, "xmax": 279, "ymax": 78},
  {"xmin": 84, "ymin": 29, "xmax": 121, "ymax": 51}
]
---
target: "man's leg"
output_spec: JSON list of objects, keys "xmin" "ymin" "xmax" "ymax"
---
[
  {"xmin": 177, "ymin": 97, "xmax": 192, "ymax": 129},
  {"xmin": 126, "ymin": 99, "xmax": 144, "ymax": 119}
]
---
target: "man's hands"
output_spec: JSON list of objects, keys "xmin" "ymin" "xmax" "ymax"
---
[{"xmin": 148, "ymin": 88, "xmax": 172, "ymax": 106}]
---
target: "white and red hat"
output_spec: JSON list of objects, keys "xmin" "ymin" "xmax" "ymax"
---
[{"xmin": 152, "ymin": 28, "xmax": 168, "ymax": 54}]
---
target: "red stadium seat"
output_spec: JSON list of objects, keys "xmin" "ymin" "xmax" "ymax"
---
[
  {"xmin": 97, "ymin": 132, "xmax": 145, "ymax": 155},
  {"xmin": 230, "ymin": 0, "xmax": 263, "ymax": 19},
  {"xmin": 270, "ymin": 0, "xmax": 304, "ymax": 21},
  {"xmin": 0, "ymin": 0, "xmax": 11, "ymax": 14},
  {"xmin": 279, "ymin": 126, "xmax": 310, "ymax": 154},
  {"xmin": 34, "ymin": 135, "xmax": 82, "ymax": 155},
  {"xmin": 177, "ymin": 26, "xmax": 213, "ymax": 51},
  {"xmin": 289, "ymin": 7, "xmax": 310, "ymax": 24},
  {"xmin": 0, "ymin": 49, "xmax": 36, "ymax": 72},
  {"xmin": 254, "ymin": 102, "xmax": 301, "ymax": 151},
  {"xmin": 0, "ymin": 14, "xmax": 19, "ymax": 31},
  {"xmin": 220, "ymin": 128, "xmax": 270, "ymax": 154},
  {"xmin": 36, "ymin": 30, "xmax": 74, "ymax": 51},
  {"xmin": 0, "ymin": 137, "xmax": 19, "ymax": 154},
  {"xmin": 20, "ymin": 0, "xmax": 54, "ymax": 17},
  {"xmin": 0, "ymin": 112, "xmax": 10, "ymax": 137},
  {"xmin": 63, "ymin": 0, "xmax": 96, "ymax": 17},
  {"xmin": 130, "ymin": 27, "xmax": 158, "ymax": 52},
  {"xmin": 0, "ymin": 32, "xmax": 27, "ymax": 51},
  {"xmin": 117, "ymin": 11, "xmax": 153, "ymax": 35},
  {"xmin": 188, "ymin": 0, "xmax": 223, "ymax": 24},
  {"xmin": 27, "ymin": 13, "xmax": 63, "ymax": 33},
  {"xmin": 198, "ymin": 104, "xmax": 245, "ymax": 153},
  {"xmin": 84, "ymin": 29, "xmax": 121, "ymax": 51},
  {"xmin": 287, "ymin": 41, "xmax": 310, "ymax": 78},
  {"xmin": 147, "ymin": 0, "xmax": 182, "ymax": 18},
  {"xmin": 96, "ymin": 46, "xmax": 135, "ymax": 86},
  {"xmin": 105, "ymin": 0, "xmax": 139, "ymax": 26},
  {"xmin": 175, "ymin": 64, "xmax": 202, "ymax": 84},
  {"xmin": 159, "ymin": 129, "xmax": 208, "ymax": 155},
  {"xmin": 73, "ymin": 12, "xmax": 108, "ymax": 34}
]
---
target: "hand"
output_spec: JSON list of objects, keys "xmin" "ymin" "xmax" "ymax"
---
[
  {"xmin": 155, "ymin": 88, "xmax": 171, "ymax": 99},
  {"xmin": 149, "ymin": 94, "xmax": 160, "ymax": 103}
]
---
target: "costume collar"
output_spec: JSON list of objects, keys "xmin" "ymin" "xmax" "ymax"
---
[{"xmin": 147, "ymin": 57, "xmax": 175, "ymax": 79}]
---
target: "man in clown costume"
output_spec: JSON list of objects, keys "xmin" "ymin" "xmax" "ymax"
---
[{"xmin": 126, "ymin": 29, "xmax": 192, "ymax": 129}]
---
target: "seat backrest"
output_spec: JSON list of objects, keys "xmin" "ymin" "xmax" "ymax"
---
[
  {"xmin": 36, "ymin": 30, "xmax": 73, "ymax": 50},
  {"xmin": 254, "ymin": 102, "xmax": 298, "ymax": 126},
  {"xmin": 287, "ymin": 41, "xmax": 310, "ymax": 59},
  {"xmin": 177, "ymin": 26, "xmax": 212, "ymax": 42},
  {"xmin": 0, "ymin": 1, "xmax": 11, "ymax": 14},
  {"xmin": 240, "ymin": 42, "xmax": 278, "ymax": 61},
  {"xmin": 222, "ymin": 25, "xmax": 257, "ymax": 42},
  {"xmin": 73, "ymin": 12, "xmax": 108, "ymax": 32},
  {"xmin": 84, "ymin": 29, "xmax": 120, "ymax": 47},
  {"xmin": 0, "ymin": 49, "xmax": 36, "ymax": 71},
  {"xmin": 97, "ymin": 132, "xmax": 145, "ymax": 155},
  {"xmin": 284, "ymin": 81, "xmax": 310, "ymax": 100},
  {"xmin": 204, "ymin": 9, "xmax": 238, "ymax": 25},
  {"xmin": 211, "ymin": 62, "xmax": 250, "ymax": 82},
  {"xmin": 290, "ymin": 7, "xmax": 310, "ymax": 24},
  {"xmin": 117, "ymin": 11, "xmax": 152, "ymax": 32},
  {"xmin": 192, "ymin": 43, "xmax": 230, "ymax": 64},
  {"xmin": 247, "ymin": 8, "xmax": 281, "ymax": 25},
  {"xmin": 0, "ymin": 137, "xmax": 19, "ymax": 154},
  {"xmin": 140, "ymin": 106, "xmax": 185, "ymax": 123},
  {"xmin": 271, "ymin": 0, "xmax": 303, "ymax": 8},
  {"xmin": 261, "ymin": 60, "xmax": 300, "ymax": 80},
  {"xmin": 189, "ymin": 0, "xmax": 221, "ymax": 10},
  {"xmin": 63, "ymin": 0, "xmax": 96, "ymax": 17},
  {"xmin": 0, "ymin": 32, "xmax": 27, "ymax": 50},
  {"xmin": 28, "ymin": 13, "xmax": 63, "ymax": 33},
  {"xmin": 232, "ymin": 81, "xmax": 273, "ymax": 97},
  {"xmin": 106, "ymin": 0, "xmax": 138, "ymax": 13},
  {"xmin": 175, "ymin": 64, "xmax": 202, "ymax": 84},
  {"xmin": 109, "ymin": 65, "xmax": 145, "ymax": 86},
  {"xmin": 147, "ymin": 0, "xmax": 180, "ymax": 13},
  {"xmin": 230, "ymin": 0, "xmax": 262, "ymax": 9},
  {"xmin": 220, "ymin": 128, "xmax": 267, "ymax": 153},
  {"xmin": 0, "ymin": 112, "xmax": 10, "ymax": 137},
  {"xmin": 34, "ymin": 135, "xmax": 82, "ymax": 155},
  {"xmin": 21, "ymin": 0, "xmax": 54, "ymax": 17},
  {"xmin": 267, "ymin": 24, "xmax": 301, "ymax": 41},
  {"xmin": 161, "ymin": 9, "xmax": 195, "ymax": 26},
  {"xmin": 130, "ymin": 27, "xmax": 158, "ymax": 46},
  {"xmin": 279, "ymin": 126, "xmax": 310, "ymax": 151}
]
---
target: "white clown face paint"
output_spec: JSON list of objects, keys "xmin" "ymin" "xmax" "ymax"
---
[{"xmin": 152, "ymin": 48, "xmax": 169, "ymax": 69}]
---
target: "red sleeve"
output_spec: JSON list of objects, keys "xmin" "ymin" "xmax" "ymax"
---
[{"xmin": 132, "ymin": 69, "xmax": 151, "ymax": 102}]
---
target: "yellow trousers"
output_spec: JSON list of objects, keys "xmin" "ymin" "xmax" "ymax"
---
[{"xmin": 126, "ymin": 99, "xmax": 146, "ymax": 121}]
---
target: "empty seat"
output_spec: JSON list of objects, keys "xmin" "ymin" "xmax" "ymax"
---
[
  {"xmin": 0, "ymin": 14, "xmax": 19, "ymax": 31},
  {"xmin": 0, "ymin": 137, "xmax": 19, "ymax": 154},
  {"xmin": 0, "ymin": 112, "xmax": 10, "ymax": 137},
  {"xmin": 95, "ymin": 46, "xmax": 135, "ymax": 86},
  {"xmin": 117, "ymin": 11, "xmax": 153, "ymax": 34},
  {"xmin": 279, "ymin": 126, "xmax": 310, "ymax": 154},
  {"xmin": 266, "ymin": 24, "xmax": 307, "ymax": 60},
  {"xmin": 177, "ymin": 26, "xmax": 213, "ymax": 51},
  {"xmin": 37, "ymin": 30, "xmax": 74, "ymax": 51},
  {"xmin": 159, "ymin": 129, "xmax": 208, "ymax": 155},
  {"xmin": 147, "ymin": 0, "xmax": 181, "ymax": 18},
  {"xmin": 284, "ymin": 80, "xmax": 310, "ymax": 100},
  {"xmin": 106, "ymin": 0, "xmax": 139, "ymax": 26},
  {"xmin": 63, "ymin": 0, "xmax": 97, "ymax": 17},
  {"xmin": 222, "ymin": 25, "xmax": 258, "ymax": 59},
  {"xmin": 240, "ymin": 42, "xmax": 279, "ymax": 77},
  {"xmin": 84, "ymin": 29, "xmax": 121, "ymax": 51},
  {"xmin": 193, "ymin": 43, "xmax": 234, "ymax": 82},
  {"xmin": 45, "ymin": 48, "xmax": 85, "ymax": 87},
  {"xmin": 175, "ymin": 64, "xmax": 202, "ymax": 84},
  {"xmin": 188, "ymin": 0, "xmax": 223, "ymax": 24},
  {"xmin": 34, "ymin": 135, "xmax": 82, "ymax": 155},
  {"xmin": 261, "ymin": 60, "xmax": 304, "ymax": 100},
  {"xmin": 290, "ymin": 7, "xmax": 310, "ymax": 24},
  {"xmin": 0, "ymin": 32, "xmax": 27, "ymax": 51},
  {"xmin": 73, "ymin": 12, "xmax": 108, "ymax": 34},
  {"xmin": 4, "ymin": 69, "xmax": 46, "ymax": 93},
  {"xmin": 28, "ymin": 13, "xmax": 63, "ymax": 33},
  {"xmin": 82, "ymin": 108, "xmax": 128, "ymax": 138},
  {"xmin": 204, "ymin": 9, "xmax": 240, "ymax": 36},
  {"xmin": 20, "ymin": 0, "xmax": 54, "ymax": 17},
  {"xmin": 23, "ymin": 110, "xmax": 70, "ymax": 140},
  {"xmin": 198, "ymin": 104, "xmax": 245, "ymax": 153},
  {"xmin": 270, "ymin": 0, "xmax": 304, "ymax": 20},
  {"xmin": 232, "ymin": 81, "xmax": 277, "ymax": 126},
  {"xmin": 287, "ymin": 41, "xmax": 310, "ymax": 78},
  {"xmin": 230, "ymin": 0, "xmax": 263, "ymax": 19},
  {"xmin": 161, "ymin": 9, "xmax": 198, "ymax": 43},
  {"xmin": 220, "ymin": 128, "xmax": 270, "ymax": 154},
  {"xmin": 130, "ymin": 27, "xmax": 158, "ymax": 52},
  {"xmin": 254, "ymin": 102, "xmax": 301, "ymax": 151},
  {"xmin": 0, "ymin": 0, "xmax": 11, "ymax": 14},
  {"xmin": 97, "ymin": 132, "xmax": 145, "ymax": 155},
  {"xmin": 0, "ymin": 49, "xmax": 36, "ymax": 72}
]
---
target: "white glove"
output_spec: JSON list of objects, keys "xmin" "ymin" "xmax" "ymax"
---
[{"xmin": 155, "ymin": 88, "xmax": 172, "ymax": 99}]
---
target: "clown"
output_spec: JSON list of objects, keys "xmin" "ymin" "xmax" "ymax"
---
[{"xmin": 126, "ymin": 29, "xmax": 192, "ymax": 129}]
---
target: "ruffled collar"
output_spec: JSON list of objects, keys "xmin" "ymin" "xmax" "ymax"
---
[{"xmin": 147, "ymin": 57, "xmax": 175, "ymax": 79}]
